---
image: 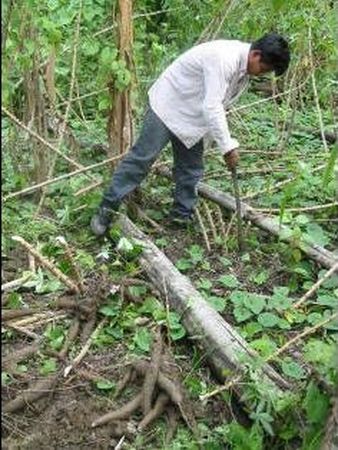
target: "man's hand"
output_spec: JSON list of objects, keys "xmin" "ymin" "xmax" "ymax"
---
[{"xmin": 224, "ymin": 149, "xmax": 239, "ymax": 171}]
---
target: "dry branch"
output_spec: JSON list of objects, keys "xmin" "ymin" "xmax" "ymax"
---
[
  {"xmin": 1, "ymin": 274, "xmax": 32, "ymax": 292},
  {"xmin": 255, "ymin": 202, "xmax": 338, "ymax": 214},
  {"xmin": 56, "ymin": 236, "xmax": 84, "ymax": 293},
  {"xmin": 64, "ymin": 318, "xmax": 107, "ymax": 377},
  {"xmin": 1, "ymin": 106, "xmax": 93, "ymax": 176},
  {"xmin": 3, "ymin": 154, "xmax": 122, "ymax": 202},
  {"xmin": 293, "ymin": 262, "xmax": 338, "ymax": 309},
  {"xmin": 11, "ymin": 236, "xmax": 80, "ymax": 293},
  {"xmin": 195, "ymin": 207, "xmax": 211, "ymax": 252}
]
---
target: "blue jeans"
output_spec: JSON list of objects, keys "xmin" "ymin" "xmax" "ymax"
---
[{"xmin": 101, "ymin": 107, "xmax": 204, "ymax": 218}]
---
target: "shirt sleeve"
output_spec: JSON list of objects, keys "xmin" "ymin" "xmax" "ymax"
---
[{"xmin": 202, "ymin": 58, "xmax": 239, "ymax": 155}]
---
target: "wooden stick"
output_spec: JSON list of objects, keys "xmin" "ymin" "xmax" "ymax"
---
[
  {"xmin": 195, "ymin": 207, "xmax": 211, "ymax": 252},
  {"xmin": 266, "ymin": 312, "xmax": 338, "ymax": 362},
  {"xmin": 3, "ymin": 154, "xmax": 123, "ymax": 202},
  {"xmin": 56, "ymin": 236, "xmax": 84, "ymax": 293},
  {"xmin": 1, "ymin": 274, "xmax": 32, "ymax": 292},
  {"xmin": 2, "ymin": 309, "xmax": 38, "ymax": 321},
  {"xmin": 1, "ymin": 106, "xmax": 94, "ymax": 175},
  {"xmin": 255, "ymin": 202, "xmax": 338, "ymax": 214},
  {"xmin": 11, "ymin": 236, "xmax": 80, "ymax": 294},
  {"xmin": 293, "ymin": 262, "xmax": 338, "ymax": 309},
  {"xmin": 242, "ymin": 164, "xmax": 326, "ymax": 200},
  {"xmin": 201, "ymin": 311, "xmax": 338, "ymax": 401},
  {"xmin": 74, "ymin": 180, "xmax": 103, "ymax": 196},
  {"xmin": 308, "ymin": 27, "xmax": 329, "ymax": 153},
  {"xmin": 64, "ymin": 318, "xmax": 107, "ymax": 377},
  {"xmin": 202, "ymin": 200, "xmax": 218, "ymax": 241},
  {"xmin": 35, "ymin": 0, "xmax": 85, "ymax": 213}
]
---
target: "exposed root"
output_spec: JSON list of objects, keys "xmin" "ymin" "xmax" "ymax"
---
[
  {"xmin": 114, "ymin": 366, "xmax": 133, "ymax": 399},
  {"xmin": 142, "ymin": 327, "xmax": 163, "ymax": 414},
  {"xmin": 165, "ymin": 406, "xmax": 179, "ymax": 445},
  {"xmin": 2, "ymin": 309, "xmax": 38, "ymax": 321},
  {"xmin": 91, "ymin": 392, "xmax": 143, "ymax": 428},
  {"xmin": 138, "ymin": 393, "xmax": 169, "ymax": 431},
  {"xmin": 3, "ymin": 343, "xmax": 40, "ymax": 372},
  {"xmin": 3, "ymin": 374, "xmax": 59, "ymax": 413}
]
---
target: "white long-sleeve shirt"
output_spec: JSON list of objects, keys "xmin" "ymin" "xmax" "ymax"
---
[{"xmin": 148, "ymin": 40, "xmax": 251, "ymax": 154}]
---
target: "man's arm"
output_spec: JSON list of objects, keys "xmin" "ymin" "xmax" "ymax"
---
[{"xmin": 202, "ymin": 57, "xmax": 239, "ymax": 162}]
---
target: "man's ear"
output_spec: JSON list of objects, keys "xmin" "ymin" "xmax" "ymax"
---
[{"xmin": 251, "ymin": 49, "xmax": 262, "ymax": 60}]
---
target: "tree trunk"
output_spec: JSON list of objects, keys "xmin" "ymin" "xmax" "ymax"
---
[{"xmin": 107, "ymin": 0, "xmax": 134, "ymax": 157}]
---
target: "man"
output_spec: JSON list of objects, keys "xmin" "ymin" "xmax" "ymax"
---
[{"xmin": 91, "ymin": 33, "xmax": 290, "ymax": 236}]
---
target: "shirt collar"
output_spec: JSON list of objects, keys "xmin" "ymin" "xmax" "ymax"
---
[{"xmin": 239, "ymin": 43, "xmax": 251, "ymax": 76}]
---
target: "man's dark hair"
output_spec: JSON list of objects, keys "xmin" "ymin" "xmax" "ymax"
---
[{"xmin": 251, "ymin": 33, "xmax": 290, "ymax": 76}]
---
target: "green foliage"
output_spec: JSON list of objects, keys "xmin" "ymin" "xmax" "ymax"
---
[
  {"xmin": 43, "ymin": 324, "xmax": 65, "ymax": 351},
  {"xmin": 39, "ymin": 358, "xmax": 57, "ymax": 375}
]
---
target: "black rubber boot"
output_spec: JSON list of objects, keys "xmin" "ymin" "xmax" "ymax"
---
[{"xmin": 90, "ymin": 206, "xmax": 117, "ymax": 237}]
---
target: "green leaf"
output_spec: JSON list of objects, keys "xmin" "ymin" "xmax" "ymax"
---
[
  {"xmin": 249, "ymin": 270, "xmax": 269, "ymax": 286},
  {"xmin": 243, "ymin": 294, "xmax": 266, "ymax": 315},
  {"xmin": 303, "ymin": 382, "xmax": 329, "ymax": 424},
  {"xmin": 95, "ymin": 379, "xmax": 115, "ymax": 390},
  {"xmin": 234, "ymin": 305, "xmax": 253, "ymax": 323},
  {"xmin": 197, "ymin": 278, "xmax": 213, "ymax": 291},
  {"xmin": 241, "ymin": 322, "xmax": 263, "ymax": 338},
  {"xmin": 134, "ymin": 328, "xmax": 152, "ymax": 352},
  {"xmin": 258, "ymin": 312, "xmax": 279, "ymax": 328},
  {"xmin": 7, "ymin": 292, "xmax": 24, "ymax": 309},
  {"xmin": 307, "ymin": 312, "xmax": 323, "ymax": 326},
  {"xmin": 218, "ymin": 256, "xmax": 232, "ymax": 267},
  {"xmin": 99, "ymin": 304, "xmax": 120, "ymax": 317},
  {"xmin": 176, "ymin": 258, "xmax": 193, "ymax": 271},
  {"xmin": 316, "ymin": 293, "xmax": 338, "ymax": 308},
  {"xmin": 304, "ymin": 339, "xmax": 336, "ymax": 368},
  {"xmin": 186, "ymin": 244, "xmax": 204, "ymax": 264},
  {"xmin": 281, "ymin": 359, "xmax": 306, "ymax": 380},
  {"xmin": 138, "ymin": 296, "xmax": 164, "ymax": 316},
  {"xmin": 128, "ymin": 285, "xmax": 147, "ymax": 298},
  {"xmin": 39, "ymin": 358, "xmax": 57, "ymax": 376},
  {"xmin": 230, "ymin": 290, "xmax": 246, "ymax": 305},
  {"xmin": 117, "ymin": 237, "xmax": 134, "ymax": 253},
  {"xmin": 218, "ymin": 274, "xmax": 239, "ymax": 289},
  {"xmin": 170, "ymin": 326, "xmax": 186, "ymax": 340},
  {"xmin": 305, "ymin": 223, "xmax": 329, "ymax": 247},
  {"xmin": 2, "ymin": 372, "xmax": 12, "ymax": 386},
  {"xmin": 207, "ymin": 296, "xmax": 227, "ymax": 312},
  {"xmin": 250, "ymin": 336, "xmax": 277, "ymax": 358}
]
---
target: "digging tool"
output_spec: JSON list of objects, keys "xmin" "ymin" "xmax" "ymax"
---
[{"xmin": 230, "ymin": 167, "xmax": 244, "ymax": 251}]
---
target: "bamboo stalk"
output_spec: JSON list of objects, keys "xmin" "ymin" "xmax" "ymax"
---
[{"xmin": 56, "ymin": 236, "xmax": 85, "ymax": 293}]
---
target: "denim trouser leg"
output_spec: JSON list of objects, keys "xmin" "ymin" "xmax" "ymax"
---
[
  {"xmin": 101, "ymin": 108, "xmax": 171, "ymax": 209},
  {"xmin": 171, "ymin": 135, "xmax": 204, "ymax": 218}
]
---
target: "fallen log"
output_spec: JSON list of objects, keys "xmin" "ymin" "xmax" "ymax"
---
[
  {"xmin": 157, "ymin": 167, "xmax": 338, "ymax": 269},
  {"xmin": 117, "ymin": 215, "xmax": 291, "ymax": 396},
  {"xmin": 196, "ymin": 183, "xmax": 338, "ymax": 269}
]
